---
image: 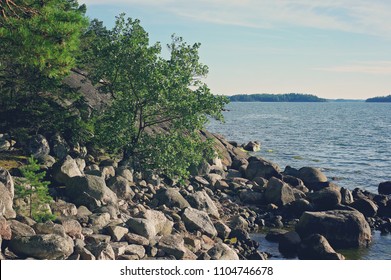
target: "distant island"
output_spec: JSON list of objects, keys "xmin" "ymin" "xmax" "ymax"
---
[
  {"xmin": 229, "ymin": 93, "xmax": 327, "ymax": 102},
  {"xmin": 366, "ymin": 95, "xmax": 391, "ymax": 102}
]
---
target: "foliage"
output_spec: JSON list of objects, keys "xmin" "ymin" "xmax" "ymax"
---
[
  {"xmin": 229, "ymin": 93, "xmax": 326, "ymax": 102},
  {"xmin": 15, "ymin": 156, "xmax": 55, "ymax": 222},
  {"xmin": 0, "ymin": 0, "xmax": 90, "ymax": 143},
  {"xmin": 366, "ymin": 95, "xmax": 391, "ymax": 102},
  {"xmin": 87, "ymin": 14, "xmax": 229, "ymax": 178}
]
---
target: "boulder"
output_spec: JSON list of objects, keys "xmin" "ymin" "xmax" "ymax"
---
[
  {"xmin": 297, "ymin": 167, "xmax": 328, "ymax": 191},
  {"xmin": 214, "ymin": 221, "xmax": 231, "ymax": 239},
  {"xmin": 115, "ymin": 167, "xmax": 133, "ymax": 182},
  {"xmin": 0, "ymin": 215, "xmax": 12, "ymax": 240},
  {"xmin": 351, "ymin": 198, "xmax": 378, "ymax": 217},
  {"xmin": 264, "ymin": 177, "xmax": 296, "ymax": 206},
  {"xmin": 64, "ymin": 175, "xmax": 118, "ymax": 210},
  {"xmin": 239, "ymin": 190, "xmax": 263, "ymax": 206},
  {"xmin": 296, "ymin": 210, "xmax": 371, "ymax": 248},
  {"xmin": 124, "ymin": 233, "xmax": 149, "ymax": 246},
  {"xmin": 182, "ymin": 207, "xmax": 217, "ymax": 238},
  {"xmin": 27, "ymin": 134, "xmax": 50, "ymax": 159},
  {"xmin": 60, "ymin": 218, "xmax": 82, "ymax": 239},
  {"xmin": 0, "ymin": 182, "xmax": 16, "ymax": 218},
  {"xmin": 158, "ymin": 234, "xmax": 187, "ymax": 259},
  {"xmin": 9, "ymin": 234, "xmax": 74, "ymax": 259},
  {"xmin": 52, "ymin": 156, "xmax": 83, "ymax": 184},
  {"xmin": 86, "ymin": 242, "xmax": 115, "ymax": 260},
  {"xmin": 243, "ymin": 141, "xmax": 261, "ymax": 152},
  {"xmin": 51, "ymin": 134, "xmax": 70, "ymax": 160},
  {"xmin": 0, "ymin": 167, "xmax": 14, "ymax": 199},
  {"xmin": 298, "ymin": 234, "xmax": 345, "ymax": 260},
  {"xmin": 107, "ymin": 176, "xmax": 135, "ymax": 200},
  {"xmin": 106, "ymin": 225, "xmax": 128, "ymax": 242},
  {"xmin": 278, "ymin": 231, "xmax": 301, "ymax": 257},
  {"xmin": 207, "ymin": 242, "xmax": 239, "ymax": 260},
  {"xmin": 186, "ymin": 190, "xmax": 220, "ymax": 218},
  {"xmin": 9, "ymin": 220, "xmax": 35, "ymax": 237},
  {"xmin": 85, "ymin": 234, "xmax": 111, "ymax": 244},
  {"xmin": 340, "ymin": 187, "xmax": 354, "ymax": 205},
  {"xmin": 229, "ymin": 215, "xmax": 249, "ymax": 231},
  {"xmin": 125, "ymin": 244, "xmax": 145, "ymax": 259},
  {"xmin": 156, "ymin": 188, "xmax": 190, "ymax": 209},
  {"xmin": 89, "ymin": 213, "xmax": 111, "ymax": 230},
  {"xmin": 265, "ymin": 229, "xmax": 289, "ymax": 242},
  {"xmin": 0, "ymin": 139, "xmax": 11, "ymax": 151},
  {"xmin": 245, "ymin": 157, "xmax": 281, "ymax": 180},
  {"xmin": 126, "ymin": 210, "xmax": 173, "ymax": 240},
  {"xmin": 50, "ymin": 200, "xmax": 78, "ymax": 217},
  {"xmin": 378, "ymin": 181, "xmax": 391, "ymax": 195},
  {"xmin": 308, "ymin": 186, "xmax": 342, "ymax": 210},
  {"xmin": 33, "ymin": 221, "xmax": 66, "ymax": 237}
]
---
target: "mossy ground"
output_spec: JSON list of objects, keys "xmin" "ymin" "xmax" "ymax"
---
[{"xmin": 0, "ymin": 150, "xmax": 28, "ymax": 170}]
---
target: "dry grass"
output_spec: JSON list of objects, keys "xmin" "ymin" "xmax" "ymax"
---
[{"xmin": 0, "ymin": 150, "xmax": 28, "ymax": 170}]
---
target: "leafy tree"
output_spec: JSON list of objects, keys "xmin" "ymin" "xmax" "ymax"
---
[
  {"xmin": 15, "ymin": 156, "xmax": 55, "ymax": 222},
  {"xmin": 87, "ymin": 15, "xmax": 229, "ymax": 178}
]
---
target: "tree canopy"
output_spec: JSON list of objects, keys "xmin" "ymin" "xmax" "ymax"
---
[
  {"xmin": 229, "ymin": 93, "xmax": 326, "ymax": 102},
  {"xmin": 86, "ymin": 15, "xmax": 228, "ymax": 177}
]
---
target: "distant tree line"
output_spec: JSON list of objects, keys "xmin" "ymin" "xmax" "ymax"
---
[
  {"xmin": 229, "ymin": 93, "xmax": 326, "ymax": 102},
  {"xmin": 366, "ymin": 95, "xmax": 391, "ymax": 102}
]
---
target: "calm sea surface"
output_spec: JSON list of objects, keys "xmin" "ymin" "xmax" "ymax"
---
[
  {"xmin": 207, "ymin": 102, "xmax": 391, "ymax": 260},
  {"xmin": 208, "ymin": 102, "xmax": 391, "ymax": 193}
]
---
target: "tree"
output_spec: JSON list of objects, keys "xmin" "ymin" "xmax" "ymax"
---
[
  {"xmin": 88, "ymin": 15, "xmax": 229, "ymax": 178},
  {"xmin": 15, "ymin": 156, "xmax": 55, "ymax": 222},
  {"xmin": 0, "ymin": 0, "xmax": 89, "ymax": 142}
]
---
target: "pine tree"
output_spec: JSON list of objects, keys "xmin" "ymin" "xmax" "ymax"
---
[{"xmin": 15, "ymin": 156, "xmax": 55, "ymax": 222}]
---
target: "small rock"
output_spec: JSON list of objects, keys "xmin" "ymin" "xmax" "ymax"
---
[
  {"xmin": 52, "ymin": 155, "xmax": 83, "ymax": 184},
  {"xmin": 155, "ymin": 188, "xmax": 190, "ymax": 209},
  {"xmin": 86, "ymin": 242, "xmax": 115, "ymax": 260},
  {"xmin": 243, "ymin": 141, "xmax": 261, "ymax": 152},
  {"xmin": 278, "ymin": 231, "xmax": 301, "ymax": 257},
  {"xmin": 50, "ymin": 200, "xmax": 78, "ymax": 217},
  {"xmin": 264, "ymin": 177, "xmax": 295, "ymax": 206},
  {"xmin": 186, "ymin": 190, "xmax": 220, "ymax": 218},
  {"xmin": 351, "ymin": 198, "xmax": 378, "ymax": 218},
  {"xmin": 85, "ymin": 234, "xmax": 111, "ymax": 244},
  {"xmin": 33, "ymin": 221, "xmax": 66, "ymax": 237},
  {"xmin": 0, "ymin": 215, "xmax": 12, "ymax": 240},
  {"xmin": 245, "ymin": 157, "xmax": 280, "ymax": 180},
  {"xmin": 27, "ymin": 134, "xmax": 50, "ymax": 159},
  {"xmin": 297, "ymin": 167, "xmax": 328, "ymax": 191},
  {"xmin": 9, "ymin": 220, "xmax": 35, "ymax": 237},
  {"xmin": 89, "ymin": 213, "xmax": 111, "ymax": 230},
  {"xmin": 214, "ymin": 221, "xmax": 232, "ymax": 239},
  {"xmin": 60, "ymin": 218, "xmax": 82, "ymax": 239}
]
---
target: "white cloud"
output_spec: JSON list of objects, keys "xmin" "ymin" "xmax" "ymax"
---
[
  {"xmin": 80, "ymin": 0, "xmax": 391, "ymax": 37},
  {"xmin": 316, "ymin": 61, "xmax": 391, "ymax": 74}
]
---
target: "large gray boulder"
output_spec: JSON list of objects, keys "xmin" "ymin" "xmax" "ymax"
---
[
  {"xmin": 9, "ymin": 220, "xmax": 36, "ymax": 237},
  {"xmin": 351, "ymin": 198, "xmax": 378, "ymax": 218},
  {"xmin": 296, "ymin": 210, "xmax": 371, "ymax": 248},
  {"xmin": 126, "ymin": 210, "xmax": 173, "ymax": 240},
  {"xmin": 27, "ymin": 134, "xmax": 50, "ymax": 159},
  {"xmin": 52, "ymin": 155, "xmax": 83, "ymax": 184},
  {"xmin": 264, "ymin": 177, "xmax": 295, "ymax": 206},
  {"xmin": 64, "ymin": 175, "xmax": 118, "ymax": 210},
  {"xmin": 186, "ymin": 190, "xmax": 220, "ymax": 218},
  {"xmin": 245, "ymin": 157, "xmax": 280, "ymax": 180},
  {"xmin": 0, "ymin": 182, "xmax": 16, "ymax": 219},
  {"xmin": 207, "ymin": 242, "xmax": 239, "ymax": 260},
  {"xmin": 308, "ymin": 185, "xmax": 342, "ymax": 210},
  {"xmin": 182, "ymin": 207, "xmax": 217, "ymax": 238},
  {"xmin": 107, "ymin": 176, "xmax": 135, "ymax": 200},
  {"xmin": 298, "ymin": 234, "xmax": 345, "ymax": 260},
  {"xmin": 156, "ymin": 188, "xmax": 190, "ymax": 209},
  {"xmin": 9, "ymin": 234, "xmax": 74, "ymax": 259},
  {"xmin": 297, "ymin": 167, "xmax": 328, "ymax": 191},
  {"xmin": 158, "ymin": 234, "xmax": 187, "ymax": 259}
]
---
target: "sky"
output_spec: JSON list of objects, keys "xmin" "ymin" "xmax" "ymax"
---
[{"xmin": 79, "ymin": 0, "xmax": 391, "ymax": 99}]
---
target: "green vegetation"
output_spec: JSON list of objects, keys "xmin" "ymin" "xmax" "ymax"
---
[
  {"xmin": 366, "ymin": 95, "xmax": 391, "ymax": 102},
  {"xmin": 82, "ymin": 15, "xmax": 228, "ymax": 178},
  {"xmin": 229, "ymin": 93, "xmax": 326, "ymax": 102},
  {"xmin": 15, "ymin": 156, "xmax": 55, "ymax": 222},
  {"xmin": 0, "ymin": 3, "xmax": 228, "ymax": 179},
  {"xmin": 0, "ymin": 0, "xmax": 90, "ymax": 142}
]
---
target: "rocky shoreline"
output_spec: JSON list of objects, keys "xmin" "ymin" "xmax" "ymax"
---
[{"xmin": 1, "ymin": 131, "xmax": 391, "ymax": 260}]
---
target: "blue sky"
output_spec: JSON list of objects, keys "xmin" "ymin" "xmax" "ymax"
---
[{"xmin": 80, "ymin": 1, "xmax": 391, "ymax": 99}]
